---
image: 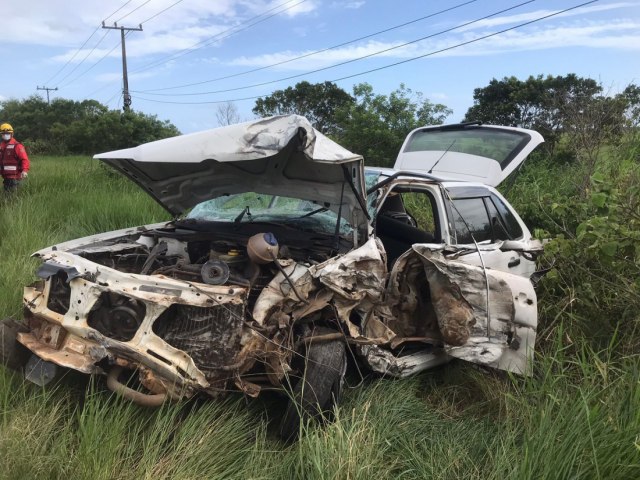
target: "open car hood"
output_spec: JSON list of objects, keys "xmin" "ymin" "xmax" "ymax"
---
[
  {"xmin": 394, "ymin": 123, "xmax": 544, "ymax": 187},
  {"xmin": 94, "ymin": 115, "xmax": 368, "ymax": 233}
]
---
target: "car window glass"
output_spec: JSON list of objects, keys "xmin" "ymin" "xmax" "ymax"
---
[
  {"xmin": 484, "ymin": 197, "xmax": 510, "ymax": 241},
  {"xmin": 365, "ymin": 171, "xmax": 382, "ymax": 219},
  {"xmin": 404, "ymin": 128, "xmax": 529, "ymax": 166},
  {"xmin": 186, "ymin": 192, "xmax": 353, "ymax": 236},
  {"xmin": 491, "ymin": 194, "xmax": 523, "ymax": 239},
  {"xmin": 451, "ymin": 198, "xmax": 491, "ymax": 244}
]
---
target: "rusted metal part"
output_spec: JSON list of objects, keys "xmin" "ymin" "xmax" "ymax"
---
[
  {"xmin": 107, "ymin": 366, "xmax": 168, "ymax": 407},
  {"xmin": 233, "ymin": 377, "xmax": 262, "ymax": 398},
  {"xmin": 423, "ymin": 262, "xmax": 476, "ymax": 346},
  {"xmin": 385, "ymin": 251, "xmax": 440, "ymax": 338},
  {"xmin": 16, "ymin": 332, "xmax": 99, "ymax": 374}
]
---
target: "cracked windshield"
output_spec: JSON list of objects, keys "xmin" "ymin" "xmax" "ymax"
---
[{"xmin": 186, "ymin": 192, "xmax": 353, "ymax": 236}]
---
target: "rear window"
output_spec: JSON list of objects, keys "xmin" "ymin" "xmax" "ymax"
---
[
  {"xmin": 404, "ymin": 128, "xmax": 530, "ymax": 168},
  {"xmin": 450, "ymin": 198, "xmax": 492, "ymax": 244},
  {"xmin": 449, "ymin": 192, "xmax": 523, "ymax": 244}
]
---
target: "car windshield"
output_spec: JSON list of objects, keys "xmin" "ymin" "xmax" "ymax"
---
[{"xmin": 184, "ymin": 192, "xmax": 354, "ymax": 236}]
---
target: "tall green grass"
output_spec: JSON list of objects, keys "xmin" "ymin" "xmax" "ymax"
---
[
  {"xmin": 0, "ymin": 156, "xmax": 638, "ymax": 479},
  {"xmin": 0, "ymin": 156, "xmax": 168, "ymax": 320}
]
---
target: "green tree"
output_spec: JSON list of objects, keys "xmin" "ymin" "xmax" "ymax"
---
[
  {"xmin": 464, "ymin": 74, "xmax": 603, "ymax": 155},
  {"xmin": 252, "ymin": 81, "xmax": 355, "ymax": 135},
  {"xmin": 0, "ymin": 96, "xmax": 179, "ymax": 154},
  {"xmin": 619, "ymin": 83, "xmax": 640, "ymax": 127},
  {"xmin": 334, "ymin": 83, "xmax": 451, "ymax": 167}
]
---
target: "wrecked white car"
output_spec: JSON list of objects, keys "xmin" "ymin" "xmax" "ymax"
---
[{"xmin": 0, "ymin": 116, "xmax": 543, "ymax": 438}]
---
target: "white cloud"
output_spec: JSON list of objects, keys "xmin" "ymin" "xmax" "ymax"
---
[
  {"xmin": 226, "ymin": 18, "xmax": 640, "ymax": 73},
  {"xmin": 228, "ymin": 39, "xmax": 410, "ymax": 70},
  {"xmin": 430, "ymin": 21, "xmax": 640, "ymax": 57},
  {"xmin": 95, "ymin": 70, "xmax": 158, "ymax": 83},
  {"xmin": 6, "ymin": 0, "xmax": 319, "ymax": 55},
  {"xmin": 455, "ymin": 2, "xmax": 636, "ymax": 32},
  {"xmin": 278, "ymin": 0, "xmax": 319, "ymax": 17},
  {"xmin": 331, "ymin": 1, "xmax": 365, "ymax": 9}
]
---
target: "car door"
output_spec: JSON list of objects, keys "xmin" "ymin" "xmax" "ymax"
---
[
  {"xmin": 442, "ymin": 184, "xmax": 542, "ymax": 277},
  {"xmin": 371, "ymin": 178, "xmax": 538, "ymax": 375}
]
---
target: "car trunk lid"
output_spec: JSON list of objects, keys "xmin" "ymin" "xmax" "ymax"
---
[{"xmin": 394, "ymin": 123, "xmax": 544, "ymax": 187}]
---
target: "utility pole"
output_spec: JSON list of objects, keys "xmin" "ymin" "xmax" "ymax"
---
[
  {"xmin": 102, "ymin": 22, "xmax": 143, "ymax": 112},
  {"xmin": 37, "ymin": 86, "xmax": 58, "ymax": 104}
]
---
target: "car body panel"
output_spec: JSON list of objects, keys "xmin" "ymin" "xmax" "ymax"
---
[
  {"xmin": 94, "ymin": 115, "xmax": 369, "ymax": 239},
  {"xmin": 4, "ymin": 116, "xmax": 543, "ymax": 409},
  {"xmin": 394, "ymin": 124, "xmax": 544, "ymax": 187}
]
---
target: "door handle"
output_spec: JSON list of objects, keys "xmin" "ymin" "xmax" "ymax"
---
[{"xmin": 508, "ymin": 257, "xmax": 521, "ymax": 268}]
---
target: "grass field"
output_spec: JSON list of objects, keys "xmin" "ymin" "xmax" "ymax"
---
[{"xmin": 1, "ymin": 156, "xmax": 638, "ymax": 479}]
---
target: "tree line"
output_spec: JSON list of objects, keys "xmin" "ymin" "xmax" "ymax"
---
[
  {"xmin": 253, "ymin": 76, "xmax": 639, "ymax": 167},
  {"xmin": 1, "ymin": 74, "xmax": 638, "ymax": 166},
  {"xmin": 0, "ymin": 96, "xmax": 180, "ymax": 155}
]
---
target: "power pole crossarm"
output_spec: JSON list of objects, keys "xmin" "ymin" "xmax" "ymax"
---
[
  {"xmin": 102, "ymin": 22, "xmax": 143, "ymax": 112},
  {"xmin": 36, "ymin": 86, "xmax": 58, "ymax": 104}
]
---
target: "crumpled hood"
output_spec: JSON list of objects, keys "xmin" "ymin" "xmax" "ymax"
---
[{"xmin": 94, "ymin": 115, "xmax": 367, "ymax": 232}]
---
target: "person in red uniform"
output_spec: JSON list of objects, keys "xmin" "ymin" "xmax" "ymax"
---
[{"xmin": 0, "ymin": 123, "xmax": 30, "ymax": 192}]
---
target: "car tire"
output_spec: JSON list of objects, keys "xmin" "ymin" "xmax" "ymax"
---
[
  {"xmin": 1, "ymin": 318, "xmax": 31, "ymax": 371},
  {"xmin": 279, "ymin": 328, "xmax": 347, "ymax": 441}
]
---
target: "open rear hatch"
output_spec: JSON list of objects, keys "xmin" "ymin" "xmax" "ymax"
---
[{"xmin": 394, "ymin": 123, "xmax": 544, "ymax": 187}]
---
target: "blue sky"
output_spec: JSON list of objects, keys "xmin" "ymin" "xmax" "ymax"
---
[{"xmin": 3, "ymin": 0, "xmax": 639, "ymax": 133}]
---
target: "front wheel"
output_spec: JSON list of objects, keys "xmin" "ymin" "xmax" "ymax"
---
[{"xmin": 279, "ymin": 329, "xmax": 347, "ymax": 441}]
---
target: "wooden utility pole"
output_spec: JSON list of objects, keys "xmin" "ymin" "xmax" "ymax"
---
[
  {"xmin": 37, "ymin": 86, "xmax": 58, "ymax": 104},
  {"xmin": 102, "ymin": 22, "xmax": 143, "ymax": 111}
]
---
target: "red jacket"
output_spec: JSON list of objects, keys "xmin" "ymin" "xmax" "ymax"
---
[{"xmin": 0, "ymin": 137, "xmax": 30, "ymax": 180}]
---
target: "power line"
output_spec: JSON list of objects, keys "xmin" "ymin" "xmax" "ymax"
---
[
  {"xmin": 102, "ymin": 23, "xmax": 144, "ymax": 111},
  {"xmin": 142, "ymin": 0, "xmax": 479, "ymax": 93},
  {"xmin": 80, "ymin": 0, "xmax": 306, "ymax": 102},
  {"xmin": 130, "ymin": 0, "xmax": 308, "ymax": 74},
  {"xmin": 36, "ymin": 86, "xmax": 58, "ymax": 104},
  {"xmin": 53, "ymin": 0, "xmax": 158, "ymax": 90},
  {"xmin": 54, "ymin": 29, "xmax": 112, "ymax": 87},
  {"xmin": 104, "ymin": 0, "xmax": 135, "ymax": 23},
  {"xmin": 139, "ymin": 0, "xmax": 185, "ymax": 25},
  {"xmin": 114, "ymin": 0, "xmax": 153, "ymax": 24},
  {"xmin": 42, "ymin": 1, "xmax": 134, "ymax": 85},
  {"xmin": 59, "ymin": 34, "xmax": 128, "ymax": 89},
  {"xmin": 132, "ymin": 1, "xmax": 598, "ymax": 106},
  {"xmin": 135, "ymin": 0, "xmax": 537, "ymax": 97},
  {"xmin": 80, "ymin": 0, "xmax": 184, "ymax": 103}
]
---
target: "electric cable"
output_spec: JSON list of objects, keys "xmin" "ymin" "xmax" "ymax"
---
[
  {"xmin": 60, "ymin": 31, "xmax": 132, "ymax": 89},
  {"xmin": 54, "ymin": 0, "xmax": 158, "ymax": 90},
  {"xmin": 54, "ymin": 29, "xmax": 112, "ymax": 88},
  {"xmin": 132, "ymin": 0, "xmax": 598, "ymax": 106},
  {"xmin": 113, "ymin": 0, "xmax": 152, "ymax": 24},
  {"xmin": 82, "ymin": 0, "xmax": 308, "ymax": 102},
  {"xmin": 43, "ymin": 1, "xmax": 134, "ymax": 85},
  {"xmin": 139, "ymin": 0, "xmax": 185, "ymax": 25},
  {"xmin": 130, "ymin": 0, "xmax": 308, "ymax": 74},
  {"xmin": 141, "ymin": 0, "xmax": 479, "ymax": 92},
  {"xmin": 134, "ymin": 0, "xmax": 537, "ymax": 97}
]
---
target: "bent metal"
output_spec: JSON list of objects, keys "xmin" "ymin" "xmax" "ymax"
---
[{"xmin": 1, "ymin": 115, "xmax": 543, "ymax": 437}]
